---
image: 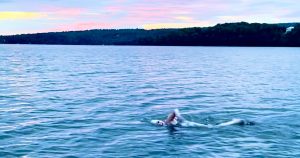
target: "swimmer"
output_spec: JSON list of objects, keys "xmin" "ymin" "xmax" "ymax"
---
[
  {"xmin": 151, "ymin": 109, "xmax": 254, "ymax": 128},
  {"xmin": 151, "ymin": 109, "xmax": 212, "ymax": 128},
  {"xmin": 151, "ymin": 109, "xmax": 182, "ymax": 126}
]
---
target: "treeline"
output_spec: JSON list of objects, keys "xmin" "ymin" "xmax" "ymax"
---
[{"xmin": 0, "ymin": 22, "xmax": 299, "ymax": 46}]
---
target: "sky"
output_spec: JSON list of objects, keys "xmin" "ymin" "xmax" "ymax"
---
[{"xmin": 0, "ymin": 0, "xmax": 299, "ymax": 35}]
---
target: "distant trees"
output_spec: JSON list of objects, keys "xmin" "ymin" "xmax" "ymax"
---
[{"xmin": 0, "ymin": 22, "xmax": 299, "ymax": 46}]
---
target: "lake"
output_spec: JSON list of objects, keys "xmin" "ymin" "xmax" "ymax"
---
[{"xmin": 0, "ymin": 45, "xmax": 300, "ymax": 158}]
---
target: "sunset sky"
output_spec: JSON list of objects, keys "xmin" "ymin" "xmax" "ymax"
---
[{"xmin": 0, "ymin": 0, "xmax": 299, "ymax": 35}]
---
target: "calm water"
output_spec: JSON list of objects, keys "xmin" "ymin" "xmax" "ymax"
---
[{"xmin": 1, "ymin": 45, "xmax": 300, "ymax": 158}]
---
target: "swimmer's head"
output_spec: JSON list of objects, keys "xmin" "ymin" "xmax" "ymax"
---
[{"xmin": 151, "ymin": 120, "xmax": 165, "ymax": 126}]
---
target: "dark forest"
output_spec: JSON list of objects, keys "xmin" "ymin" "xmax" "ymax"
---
[{"xmin": 1, "ymin": 22, "xmax": 299, "ymax": 46}]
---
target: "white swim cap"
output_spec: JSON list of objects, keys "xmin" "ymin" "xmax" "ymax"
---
[{"xmin": 151, "ymin": 120, "xmax": 165, "ymax": 126}]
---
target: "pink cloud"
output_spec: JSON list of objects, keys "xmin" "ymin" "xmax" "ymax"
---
[
  {"xmin": 42, "ymin": 1, "xmax": 227, "ymax": 32},
  {"xmin": 32, "ymin": 1, "xmax": 233, "ymax": 33},
  {"xmin": 42, "ymin": 6, "xmax": 86, "ymax": 19},
  {"xmin": 51, "ymin": 8, "xmax": 84, "ymax": 18},
  {"xmin": 48, "ymin": 21, "xmax": 122, "ymax": 32},
  {"xmin": 103, "ymin": 1, "xmax": 230, "ymax": 25}
]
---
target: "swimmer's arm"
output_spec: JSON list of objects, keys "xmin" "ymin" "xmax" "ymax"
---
[
  {"xmin": 174, "ymin": 109, "xmax": 185, "ymax": 122},
  {"xmin": 164, "ymin": 111, "xmax": 176, "ymax": 124}
]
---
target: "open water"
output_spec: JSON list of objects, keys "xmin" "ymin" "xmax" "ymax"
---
[{"xmin": 0, "ymin": 45, "xmax": 300, "ymax": 158}]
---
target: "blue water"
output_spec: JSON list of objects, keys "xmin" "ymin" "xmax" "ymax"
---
[{"xmin": 1, "ymin": 45, "xmax": 300, "ymax": 158}]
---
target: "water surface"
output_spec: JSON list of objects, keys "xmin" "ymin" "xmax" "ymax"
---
[{"xmin": 0, "ymin": 45, "xmax": 300, "ymax": 158}]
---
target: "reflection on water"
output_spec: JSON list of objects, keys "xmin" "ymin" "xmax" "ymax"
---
[{"xmin": 0, "ymin": 45, "xmax": 300, "ymax": 157}]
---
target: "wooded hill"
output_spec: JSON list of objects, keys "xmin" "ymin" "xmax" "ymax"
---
[{"xmin": 1, "ymin": 22, "xmax": 299, "ymax": 46}]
